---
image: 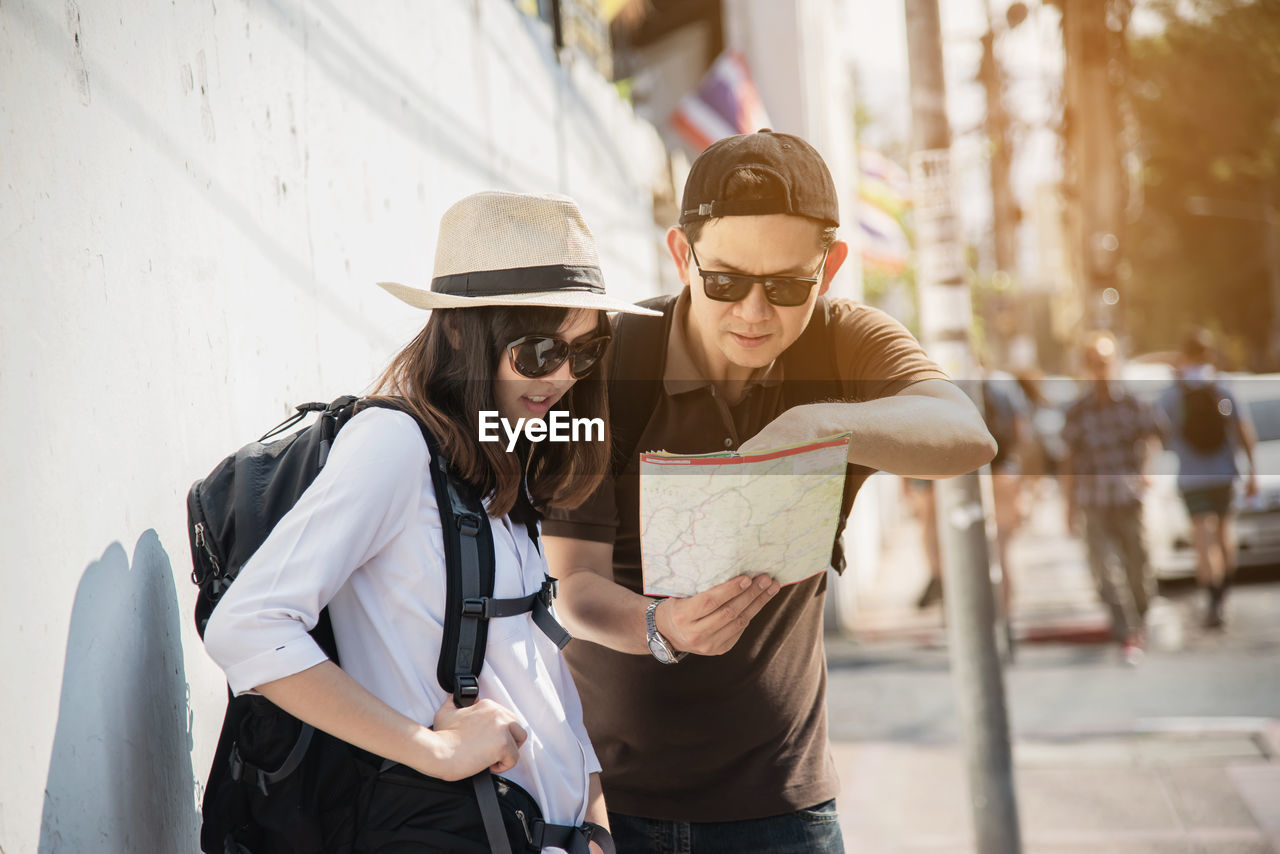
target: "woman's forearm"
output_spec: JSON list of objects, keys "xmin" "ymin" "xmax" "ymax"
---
[{"xmin": 254, "ymin": 660, "xmax": 444, "ymax": 773}]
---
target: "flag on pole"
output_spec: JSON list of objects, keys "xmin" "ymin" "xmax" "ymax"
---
[
  {"xmin": 858, "ymin": 147, "xmax": 912, "ymax": 275},
  {"xmin": 670, "ymin": 50, "xmax": 772, "ymax": 153}
]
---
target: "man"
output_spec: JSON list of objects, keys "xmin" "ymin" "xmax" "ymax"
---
[
  {"xmin": 1061, "ymin": 332, "xmax": 1163, "ymax": 664},
  {"xmin": 541, "ymin": 130, "xmax": 995, "ymax": 853},
  {"xmin": 1157, "ymin": 328, "xmax": 1257, "ymax": 629}
]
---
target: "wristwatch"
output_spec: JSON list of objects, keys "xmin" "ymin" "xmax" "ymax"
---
[{"xmin": 645, "ymin": 600, "xmax": 687, "ymax": 664}]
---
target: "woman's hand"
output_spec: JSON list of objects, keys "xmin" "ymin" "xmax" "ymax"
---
[{"xmin": 426, "ymin": 697, "xmax": 528, "ymax": 780}]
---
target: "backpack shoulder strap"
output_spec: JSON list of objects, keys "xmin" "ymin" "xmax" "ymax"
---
[
  {"xmin": 429, "ymin": 440, "xmax": 495, "ymax": 707},
  {"xmin": 358, "ymin": 398, "xmax": 568, "ymax": 708},
  {"xmin": 357, "ymin": 398, "xmax": 497, "ymax": 707},
  {"xmin": 609, "ymin": 294, "xmax": 677, "ymax": 473}
]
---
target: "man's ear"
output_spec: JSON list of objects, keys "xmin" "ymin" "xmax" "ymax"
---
[
  {"xmin": 665, "ymin": 226, "xmax": 693, "ymax": 288},
  {"xmin": 818, "ymin": 240, "xmax": 851, "ymax": 296}
]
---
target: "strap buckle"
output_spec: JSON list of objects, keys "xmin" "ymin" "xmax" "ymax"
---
[
  {"xmin": 454, "ymin": 674, "xmax": 479, "ymax": 701},
  {"xmin": 456, "ymin": 513, "xmax": 481, "ymax": 536},
  {"xmin": 461, "ymin": 597, "xmax": 489, "ymax": 618},
  {"xmin": 539, "ymin": 577, "xmax": 558, "ymax": 606}
]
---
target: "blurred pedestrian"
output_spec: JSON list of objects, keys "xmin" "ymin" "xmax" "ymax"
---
[
  {"xmin": 1014, "ymin": 368, "xmax": 1055, "ymax": 479},
  {"xmin": 1061, "ymin": 332, "xmax": 1164, "ymax": 664},
  {"xmin": 914, "ymin": 372, "xmax": 1028, "ymax": 614},
  {"xmin": 983, "ymin": 370, "xmax": 1031, "ymax": 618},
  {"xmin": 1157, "ymin": 327, "xmax": 1258, "ymax": 629},
  {"xmin": 908, "ymin": 478, "xmax": 944, "ymax": 608}
]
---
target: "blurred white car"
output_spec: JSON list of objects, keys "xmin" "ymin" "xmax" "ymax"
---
[
  {"xmin": 1144, "ymin": 372, "xmax": 1280, "ymax": 580},
  {"xmin": 1227, "ymin": 374, "xmax": 1280, "ymax": 568}
]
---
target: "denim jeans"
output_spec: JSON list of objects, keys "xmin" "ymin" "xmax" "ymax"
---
[{"xmin": 607, "ymin": 800, "xmax": 844, "ymax": 854}]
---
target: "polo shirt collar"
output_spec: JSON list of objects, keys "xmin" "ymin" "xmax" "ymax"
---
[{"xmin": 662, "ymin": 288, "xmax": 783, "ymax": 396}]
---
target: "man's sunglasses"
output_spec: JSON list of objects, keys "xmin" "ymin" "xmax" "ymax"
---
[
  {"xmin": 688, "ymin": 243, "xmax": 828, "ymax": 307},
  {"xmin": 505, "ymin": 333, "xmax": 612, "ymax": 379}
]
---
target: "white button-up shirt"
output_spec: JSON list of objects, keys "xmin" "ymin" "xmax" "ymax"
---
[{"xmin": 204, "ymin": 407, "xmax": 600, "ymax": 829}]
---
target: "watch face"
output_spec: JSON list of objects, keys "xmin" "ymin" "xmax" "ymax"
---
[{"xmin": 647, "ymin": 636, "xmax": 672, "ymax": 663}]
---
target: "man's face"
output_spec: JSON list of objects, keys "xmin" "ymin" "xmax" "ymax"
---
[
  {"xmin": 674, "ymin": 214, "xmax": 832, "ymax": 375},
  {"xmin": 1084, "ymin": 339, "xmax": 1116, "ymax": 382}
]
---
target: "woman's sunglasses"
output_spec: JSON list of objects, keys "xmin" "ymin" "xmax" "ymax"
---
[
  {"xmin": 505, "ymin": 333, "xmax": 612, "ymax": 379},
  {"xmin": 688, "ymin": 243, "xmax": 827, "ymax": 307}
]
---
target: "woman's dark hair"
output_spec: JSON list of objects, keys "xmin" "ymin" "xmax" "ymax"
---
[
  {"xmin": 370, "ymin": 305, "xmax": 611, "ymax": 517},
  {"xmin": 681, "ymin": 167, "xmax": 838, "ymax": 251}
]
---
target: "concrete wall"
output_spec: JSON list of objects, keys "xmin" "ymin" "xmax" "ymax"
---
[{"xmin": 0, "ymin": 1, "xmax": 663, "ymax": 850}]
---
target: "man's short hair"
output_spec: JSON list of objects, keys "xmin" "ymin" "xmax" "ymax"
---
[{"xmin": 1181, "ymin": 326, "xmax": 1215, "ymax": 363}]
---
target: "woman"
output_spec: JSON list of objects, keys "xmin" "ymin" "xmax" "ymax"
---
[{"xmin": 204, "ymin": 191, "xmax": 658, "ymax": 852}]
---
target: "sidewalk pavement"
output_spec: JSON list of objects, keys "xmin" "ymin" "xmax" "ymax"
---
[
  {"xmin": 833, "ymin": 719, "xmax": 1280, "ymax": 853},
  {"xmin": 846, "ymin": 478, "xmax": 1114, "ymax": 647},
  {"xmin": 831, "ymin": 479, "xmax": 1280, "ymax": 851}
]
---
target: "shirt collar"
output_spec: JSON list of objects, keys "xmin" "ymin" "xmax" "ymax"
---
[
  {"xmin": 1083, "ymin": 380, "xmax": 1127, "ymax": 405},
  {"xmin": 662, "ymin": 289, "xmax": 784, "ymax": 396}
]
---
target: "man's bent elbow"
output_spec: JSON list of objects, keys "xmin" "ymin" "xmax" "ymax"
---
[
  {"xmin": 939, "ymin": 426, "xmax": 998, "ymax": 476},
  {"xmin": 973, "ymin": 429, "xmax": 999, "ymax": 469}
]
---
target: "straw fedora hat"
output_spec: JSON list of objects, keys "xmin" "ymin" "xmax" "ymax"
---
[{"xmin": 378, "ymin": 191, "xmax": 660, "ymax": 316}]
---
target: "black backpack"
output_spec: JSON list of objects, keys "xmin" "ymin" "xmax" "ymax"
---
[
  {"xmin": 1179, "ymin": 381, "xmax": 1230, "ymax": 454},
  {"xmin": 188, "ymin": 396, "xmax": 605, "ymax": 854}
]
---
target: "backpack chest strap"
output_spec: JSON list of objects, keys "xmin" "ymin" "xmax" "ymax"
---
[
  {"xmin": 523, "ymin": 816, "xmax": 616, "ymax": 854},
  {"xmin": 461, "ymin": 576, "xmax": 571, "ymax": 649}
]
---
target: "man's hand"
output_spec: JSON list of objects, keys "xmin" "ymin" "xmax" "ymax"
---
[
  {"xmin": 655, "ymin": 574, "xmax": 779, "ymax": 656},
  {"xmin": 737, "ymin": 409, "xmax": 809, "ymax": 455},
  {"xmin": 428, "ymin": 697, "xmax": 527, "ymax": 780}
]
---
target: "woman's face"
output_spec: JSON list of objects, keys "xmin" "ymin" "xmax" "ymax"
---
[{"xmin": 493, "ymin": 310, "xmax": 602, "ymax": 424}]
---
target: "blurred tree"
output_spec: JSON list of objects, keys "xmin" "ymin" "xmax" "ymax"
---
[{"xmin": 1126, "ymin": 0, "xmax": 1280, "ymax": 368}]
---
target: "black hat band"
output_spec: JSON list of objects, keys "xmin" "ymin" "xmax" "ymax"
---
[{"xmin": 431, "ymin": 264, "xmax": 605, "ymax": 297}]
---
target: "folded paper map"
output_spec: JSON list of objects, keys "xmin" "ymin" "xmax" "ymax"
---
[{"xmin": 639, "ymin": 433, "xmax": 852, "ymax": 597}]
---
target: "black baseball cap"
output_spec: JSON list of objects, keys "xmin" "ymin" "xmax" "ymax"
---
[{"xmin": 679, "ymin": 129, "xmax": 839, "ymax": 228}]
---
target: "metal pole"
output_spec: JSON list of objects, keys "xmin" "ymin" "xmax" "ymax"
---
[{"xmin": 904, "ymin": 2, "xmax": 1023, "ymax": 852}]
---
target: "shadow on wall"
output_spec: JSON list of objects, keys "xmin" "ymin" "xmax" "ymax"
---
[{"xmin": 39, "ymin": 530, "xmax": 200, "ymax": 853}]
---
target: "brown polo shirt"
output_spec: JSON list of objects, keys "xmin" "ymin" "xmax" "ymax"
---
[{"xmin": 543, "ymin": 291, "xmax": 948, "ymax": 821}]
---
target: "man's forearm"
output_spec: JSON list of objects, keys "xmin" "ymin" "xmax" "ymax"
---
[
  {"xmin": 546, "ymin": 538, "xmax": 776, "ymax": 658},
  {"xmin": 743, "ymin": 395, "xmax": 995, "ymax": 477},
  {"xmin": 558, "ymin": 569, "xmax": 650, "ymax": 655}
]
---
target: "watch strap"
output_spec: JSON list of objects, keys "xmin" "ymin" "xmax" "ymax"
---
[{"xmin": 645, "ymin": 599, "xmax": 687, "ymax": 663}]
